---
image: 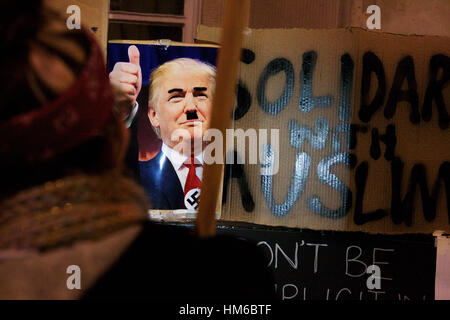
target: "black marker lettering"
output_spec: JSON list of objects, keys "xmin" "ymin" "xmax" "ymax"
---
[
  {"xmin": 359, "ymin": 52, "xmax": 386, "ymax": 123},
  {"xmin": 384, "ymin": 56, "xmax": 420, "ymax": 124},
  {"xmin": 422, "ymin": 54, "xmax": 450, "ymax": 130},
  {"xmin": 222, "ymin": 151, "xmax": 255, "ymax": 212},
  {"xmin": 391, "ymin": 159, "xmax": 450, "ymax": 225},
  {"xmin": 354, "ymin": 161, "xmax": 388, "ymax": 225},
  {"xmin": 370, "ymin": 125, "xmax": 396, "ymax": 161}
]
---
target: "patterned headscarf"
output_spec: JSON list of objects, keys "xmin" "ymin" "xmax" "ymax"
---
[{"xmin": 0, "ymin": 30, "xmax": 114, "ymax": 165}]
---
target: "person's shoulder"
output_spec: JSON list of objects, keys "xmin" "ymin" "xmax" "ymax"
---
[
  {"xmin": 83, "ymin": 221, "xmax": 276, "ymax": 300},
  {"xmin": 125, "ymin": 221, "xmax": 276, "ymax": 295}
]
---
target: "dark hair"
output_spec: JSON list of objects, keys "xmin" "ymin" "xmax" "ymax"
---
[{"xmin": 0, "ymin": 2, "xmax": 126, "ymax": 199}]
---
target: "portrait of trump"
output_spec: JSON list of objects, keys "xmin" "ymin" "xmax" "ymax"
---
[
  {"xmin": 109, "ymin": 44, "xmax": 217, "ymax": 211},
  {"xmin": 141, "ymin": 58, "xmax": 216, "ymax": 210}
]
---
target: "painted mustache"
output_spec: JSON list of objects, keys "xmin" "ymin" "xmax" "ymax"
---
[{"xmin": 186, "ymin": 110, "xmax": 199, "ymax": 120}]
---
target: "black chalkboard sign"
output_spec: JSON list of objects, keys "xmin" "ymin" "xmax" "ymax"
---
[{"xmin": 213, "ymin": 222, "xmax": 436, "ymax": 301}]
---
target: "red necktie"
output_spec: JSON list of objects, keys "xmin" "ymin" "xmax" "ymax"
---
[{"xmin": 184, "ymin": 157, "xmax": 202, "ymax": 210}]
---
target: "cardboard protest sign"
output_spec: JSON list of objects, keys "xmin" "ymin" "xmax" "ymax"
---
[
  {"xmin": 198, "ymin": 26, "xmax": 450, "ymax": 234},
  {"xmin": 216, "ymin": 223, "xmax": 436, "ymax": 300},
  {"xmin": 46, "ymin": 0, "xmax": 109, "ymax": 56}
]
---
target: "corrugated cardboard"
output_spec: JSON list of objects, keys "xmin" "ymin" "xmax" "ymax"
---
[
  {"xmin": 198, "ymin": 25, "xmax": 450, "ymax": 234},
  {"xmin": 45, "ymin": 0, "xmax": 109, "ymax": 57},
  {"xmin": 200, "ymin": 0, "xmax": 450, "ymax": 38},
  {"xmin": 201, "ymin": 0, "xmax": 347, "ymax": 29}
]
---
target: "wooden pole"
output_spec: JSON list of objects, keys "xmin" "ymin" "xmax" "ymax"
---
[{"xmin": 196, "ymin": 0, "xmax": 250, "ymax": 238}]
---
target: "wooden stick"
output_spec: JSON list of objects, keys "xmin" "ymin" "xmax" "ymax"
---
[{"xmin": 196, "ymin": 0, "xmax": 250, "ymax": 238}]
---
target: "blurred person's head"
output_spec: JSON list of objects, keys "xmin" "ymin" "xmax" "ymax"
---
[
  {"xmin": 0, "ymin": 1, "xmax": 128, "ymax": 200},
  {"xmin": 147, "ymin": 58, "xmax": 216, "ymax": 154}
]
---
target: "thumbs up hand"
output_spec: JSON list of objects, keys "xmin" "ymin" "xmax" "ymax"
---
[{"xmin": 109, "ymin": 45, "xmax": 142, "ymax": 119}]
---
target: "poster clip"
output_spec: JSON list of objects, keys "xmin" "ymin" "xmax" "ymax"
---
[{"xmin": 158, "ymin": 39, "xmax": 171, "ymax": 50}]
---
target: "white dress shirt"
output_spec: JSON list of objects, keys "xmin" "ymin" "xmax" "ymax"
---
[{"xmin": 161, "ymin": 143, "xmax": 203, "ymax": 192}]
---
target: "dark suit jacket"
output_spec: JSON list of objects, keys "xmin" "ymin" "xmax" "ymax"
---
[{"xmin": 139, "ymin": 150, "xmax": 185, "ymax": 210}]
